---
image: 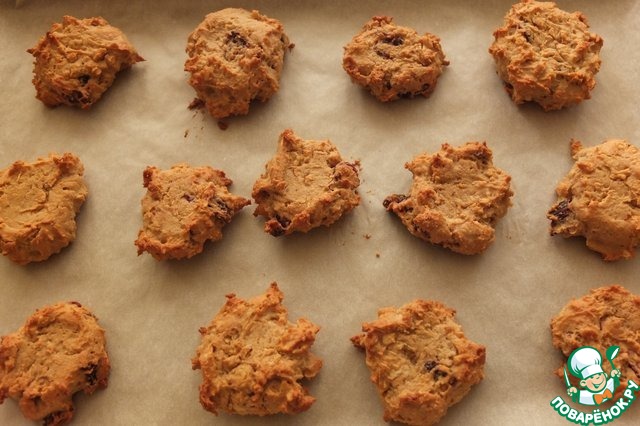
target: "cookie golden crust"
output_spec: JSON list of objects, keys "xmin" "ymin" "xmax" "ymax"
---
[
  {"xmin": 352, "ymin": 300, "xmax": 485, "ymax": 426},
  {"xmin": 185, "ymin": 8, "xmax": 291, "ymax": 119},
  {"xmin": 252, "ymin": 129, "xmax": 361, "ymax": 236},
  {"xmin": 0, "ymin": 302, "xmax": 110, "ymax": 426},
  {"xmin": 489, "ymin": 0, "xmax": 602, "ymax": 111},
  {"xmin": 0, "ymin": 153, "xmax": 88, "ymax": 265},
  {"xmin": 135, "ymin": 164, "xmax": 250, "ymax": 260},
  {"xmin": 383, "ymin": 142, "xmax": 513, "ymax": 255},
  {"xmin": 550, "ymin": 285, "xmax": 640, "ymax": 397},
  {"xmin": 27, "ymin": 15, "xmax": 143, "ymax": 109},
  {"xmin": 192, "ymin": 283, "xmax": 322, "ymax": 416},
  {"xmin": 547, "ymin": 139, "xmax": 640, "ymax": 261},
  {"xmin": 342, "ymin": 16, "xmax": 448, "ymax": 102}
]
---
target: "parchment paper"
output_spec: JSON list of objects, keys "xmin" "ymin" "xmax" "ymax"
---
[{"xmin": 1, "ymin": 1, "xmax": 640, "ymax": 425}]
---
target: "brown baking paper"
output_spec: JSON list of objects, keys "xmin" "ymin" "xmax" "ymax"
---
[{"xmin": 1, "ymin": 1, "xmax": 640, "ymax": 425}]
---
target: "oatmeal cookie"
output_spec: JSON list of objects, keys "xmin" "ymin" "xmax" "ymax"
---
[
  {"xmin": 352, "ymin": 299, "xmax": 485, "ymax": 426},
  {"xmin": 135, "ymin": 164, "xmax": 250, "ymax": 260},
  {"xmin": 0, "ymin": 302, "xmax": 110, "ymax": 426},
  {"xmin": 27, "ymin": 15, "xmax": 143, "ymax": 109},
  {"xmin": 252, "ymin": 129, "xmax": 360, "ymax": 236},
  {"xmin": 550, "ymin": 285, "xmax": 640, "ymax": 397},
  {"xmin": 383, "ymin": 142, "xmax": 513, "ymax": 255},
  {"xmin": 185, "ymin": 8, "xmax": 291, "ymax": 119},
  {"xmin": 192, "ymin": 283, "xmax": 322, "ymax": 416},
  {"xmin": 0, "ymin": 153, "xmax": 88, "ymax": 265},
  {"xmin": 547, "ymin": 139, "xmax": 640, "ymax": 261},
  {"xmin": 342, "ymin": 16, "xmax": 448, "ymax": 102},
  {"xmin": 489, "ymin": 0, "xmax": 603, "ymax": 111}
]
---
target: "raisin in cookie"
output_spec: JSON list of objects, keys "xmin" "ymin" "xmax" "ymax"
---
[
  {"xmin": 551, "ymin": 285, "xmax": 640, "ymax": 397},
  {"xmin": 0, "ymin": 302, "xmax": 110, "ymax": 426},
  {"xmin": 342, "ymin": 16, "xmax": 448, "ymax": 102},
  {"xmin": 27, "ymin": 15, "xmax": 143, "ymax": 109},
  {"xmin": 489, "ymin": 0, "xmax": 603, "ymax": 111},
  {"xmin": 192, "ymin": 283, "xmax": 322, "ymax": 416},
  {"xmin": 547, "ymin": 139, "xmax": 640, "ymax": 261},
  {"xmin": 384, "ymin": 142, "xmax": 513, "ymax": 255},
  {"xmin": 0, "ymin": 153, "xmax": 88, "ymax": 265},
  {"xmin": 185, "ymin": 8, "xmax": 291, "ymax": 119},
  {"xmin": 252, "ymin": 129, "xmax": 360, "ymax": 236},
  {"xmin": 352, "ymin": 299, "xmax": 485, "ymax": 426},
  {"xmin": 135, "ymin": 164, "xmax": 249, "ymax": 260}
]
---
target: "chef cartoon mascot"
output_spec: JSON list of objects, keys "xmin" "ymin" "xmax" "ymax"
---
[{"xmin": 566, "ymin": 346, "xmax": 620, "ymax": 406}]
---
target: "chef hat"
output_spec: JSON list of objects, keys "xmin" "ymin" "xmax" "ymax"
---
[{"xmin": 568, "ymin": 347, "xmax": 604, "ymax": 380}]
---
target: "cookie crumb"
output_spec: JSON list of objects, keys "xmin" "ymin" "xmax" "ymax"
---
[
  {"xmin": 364, "ymin": 233, "xmax": 372, "ymax": 240},
  {"xmin": 375, "ymin": 252, "xmax": 380, "ymax": 258},
  {"xmin": 184, "ymin": 129, "xmax": 189, "ymax": 138},
  {"xmin": 188, "ymin": 98, "xmax": 205, "ymax": 110},
  {"xmin": 217, "ymin": 121, "xmax": 229, "ymax": 131}
]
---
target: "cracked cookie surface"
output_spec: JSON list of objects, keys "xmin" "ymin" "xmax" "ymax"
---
[
  {"xmin": 185, "ymin": 8, "xmax": 291, "ymax": 119},
  {"xmin": 0, "ymin": 302, "xmax": 110, "ymax": 426},
  {"xmin": 0, "ymin": 153, "xmax": 87, "ymax": 265},
  {"xmin": 550, "ymin": 285, "xmax": 640, "ymax": 397},
  {"xmin": 343, "ymin": 16, "xmax": 448, "ymax": 102},
  {"xmin": 384, "ymin": 142, "xmax": 513, "ymax": 255},
  {"xmin": 192, "ymin": 283, "xmax": 322, "ymax": 416},
  {"xmin": 489, "ymin": 0, "xmax": 603, "ymax": 111},
  {"xmin": 252, "ymin": 129, "xmax": 360, "ymax": 236},
  {"xmin": 547, "ymin": 139, "xmax": 640, "ymax": 261},
  {"xmin": 352, "ymin": 299, "xmax": 485, "ymax": 426},
  {"xmin": 135, "ymin": 163, "xmax": 250, "ymax": 260},
  {"xmin": 28, "ymin": 15, "xmax": 143, "ymax": 109}
]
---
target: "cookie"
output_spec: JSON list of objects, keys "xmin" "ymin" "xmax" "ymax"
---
[
  {"xmin": 489, "ymin": 0, "xmax": 603, "ymax": 111},
  {"xmin": 0, "ymin": 302, "xmax": 110, "ymax": 426},
  {"xmin": 352, "ymin": 299, "xmax": 485, "ymax": 426},
  {"xmin": 192, "ymin": 283, "xmax": 322, "ymax": 416},
  {"xmin": 383, "ymin": 142, "xmax": 513, "ymax": 255},
  {"xmin": 252, "ymin": 129, "xmax": 360, "ymax": 236},
  {"xmin": 185, "ymin": 8, "xmax": 291, "ymax": 119},
  {"xmin": 0, "ymin": 153, "xmax": 88, "ymax": 265},
  {"xmin": 342, "ymin": 16, "xmax": 448, "ymax": 102},
  {"xmin": 547, "ymin": 139, "xmax": 640, "ymax": 261},
  {"xmin": 550, "ymin": 285, "xmax": 640, "ymax": 397},
  {"xmin": 27, "ymin": 15, "xmax": 143, "ymax": 109},
  {"xmin": 135, "ymin": 163, "xmax": 250, "ymax": 260}
]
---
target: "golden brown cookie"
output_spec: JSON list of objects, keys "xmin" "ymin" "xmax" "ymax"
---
[
  {"xmin": 547, "ymin": 139, "xmax": 640, "ymax": 261},
  {"xmin": 550, "ymin": 285, "xmax": 640, "ymax": 397},
  {"xmin": 0, "ymin": 153, "xmax": 88, "ymax": 265},
  {"xmin": 185, "ymin": 8, "xmax": 291, "ymax": 119},
  {"xmin": 252, "ymin": 129, "xmax": 360, "ymax": 236},
  {"xmin": 135, "ymin": 163, "xmax": 250, "ymax": 261},
  {"xmin": 192, "ymin": 283, "xmax": 322, "ymax": 416},
  {"xmin": 489, "ymin": 0, "xmax": 603, "ymax": 111},
  {"xmin": 0, "ymin": 302, "xmax": 110, "ymax": 426},
  {"xmin": 27, "ymin": 15, "xmax": 143, "ymax": 109},
  {"xmin": 342, "ymin": 16, "xmax": 448, "ymax": 102},
  {"xmin": 384, "ymin": 142, "xmax": 513, "ymax": 255},
  {"xmin": 352, "ymin": 299, "xmax": 485, "ymax": 426}
]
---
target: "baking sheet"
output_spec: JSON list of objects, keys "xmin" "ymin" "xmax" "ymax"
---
[{"xmin": 1, "ymin": 1, "xmax": 640, "ymax": 425}]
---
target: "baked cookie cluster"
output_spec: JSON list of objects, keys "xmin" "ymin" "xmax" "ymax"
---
[
  {"xmin": 548, "ymin": 139, "xmax": 640, "ymax": 261},
  {"xmin": 342, "ymin": 16, "xmax": 449, "ymax": 102},
  {"xmin": 185, "ymin": 8, "xmax": 291, "ymax": 119},
  {"xmin": 0, "ymin": 302, "xmax": 110, "ymax": 426},
  {"xmin": 0, "ymin": 153, "xmax": 87, "ymax": 265},
  {"xmin": 384, "ymin": 142, "xmax": 513, "ymax": 255},
  {"xmin": 489, "ymin": 0, "xmax": 603, "ymax": 110},
  {"xmin": 192, "ymin": 283, "xmax": 322, "ymax": 416},
  {"xmin": 135, "ymin": 164, "xmax": 250, "ymax": 260},
  {"xmin": 352, "ymin": 299, "xmax": 486, "ymax": 426},
  {"xmin": 28, "ymin": 16, "xmax": 143, "ymax": 109},
  {"xmin": 252, "ymin": 129, "xmax": 361, "ymax": 236}
]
